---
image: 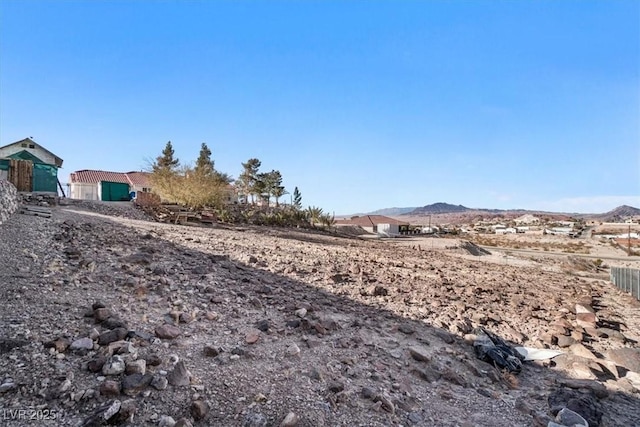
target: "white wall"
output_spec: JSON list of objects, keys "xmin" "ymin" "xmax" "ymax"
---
[
  {"xmin": 69, "ymin": 183, "xmax": 99, "ymax": 200},
  {"xmin": 377, "ymin": 223, "xmax": 400, "ymax": 236},
  {"xmin": 0, "ymin": 144, "xmax": 59, "ymax": 166},
  {"xmin": 0, "ymin": 170, "xmax": 7, "ymax": 181}
]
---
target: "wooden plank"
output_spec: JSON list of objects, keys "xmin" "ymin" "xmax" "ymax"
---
[
  {"xmin": 23, "ymin": 206, "xmax": 52, "ymax": 213},
  {"xmin": 19, "ymin": 210, "xmax": 51, "ymax": 218}
]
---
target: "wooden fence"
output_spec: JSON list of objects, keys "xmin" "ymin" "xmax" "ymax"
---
[{"xmin": 8, "ymin": 159, "xmax": 33, "ymax": 192}]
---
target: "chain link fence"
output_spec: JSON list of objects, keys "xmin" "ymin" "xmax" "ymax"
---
[{"xmin": 610, "ymin": 267, "xmax": 640, "ymax": 300}]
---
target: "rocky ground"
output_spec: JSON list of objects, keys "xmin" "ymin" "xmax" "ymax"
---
[{"xmin": 0, "ymin": 201, "xmax": 639, "ymax": 427}]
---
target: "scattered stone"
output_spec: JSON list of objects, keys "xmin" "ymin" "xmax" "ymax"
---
[
  {"xmin": 158, "ymin": 415, "xmax": 177, "ymax": 427},
  {"xmin": 98, "ymin": 327, "xmax": 128, "ymax": 346},
  {"xmin": 114, "ymin": 399, "xmax": 137, "ymax": 424},
  {"xmin": 203, "ymin": 345, "xmax": 220, "ymax": 357},
  {"xmin": 245, "ymin": 329, "xmax": 260, "ymax": 345},
  {"xmin": 557, "ymin": 378, "xmax": 608, "ymax": 399},
  {"xmin": 398, "ymin": 323, "xmax": 415, "ymax": 334},
  {"xmin": 151, "ymin": 375, "xmax": 169, "ymax": 390},
  {"xmin": 99, "ymin": 380, "xmax": 121, "ymax": 397},
  {"xmin": 191, "ymin": 400, "xmax": 210, "ymax": 420},
  {"xmin": 167, "ymin": 361, "xmax": 191, "ymax": 386},
  {"xmin": 155, "ymin": 324, "xmax": 181, "ymax": 340},
  {"xmin": 44, "ymin": 337, "xmax": 70, "ymax": 353},
  {"xmin": 286, "ymin": 343, "xmax": 301, "ymax": 357},
  {"xmin": 373, "ymin": 285, "xmax": 388, "ymax": 296},
  {"xmin": 144, "ymin": 354, "xmax": 162, "ymax": 366},
  {"xmin": 548, "ymin": 388, "xmax": 603, "ymax": 427},
  {"xmin": 0, "ymin": 382, "xmax": 17, "ymax": 393},
  {"xmin": 126, "ymin": 359, "xmax": 147, "ymax": 375},
  {"xmin": 88, "ymin": 355, "xmax": 108, "ymax": 373},
  {"xmin": 328, "ymin": 380, "xmax": 344, "ymax": 393},
  {"xmin": 607, "ymin": 348, "xmax": 640, "ymax": 373},
  {"xmin": 556, "ymin": 335, "xmax": 576, "ymax": 348},
  {"xmin": 94, "ymin": 307, "xmax": 112, "ymax": 322},
  {"xmin": 294, "ymin": 308, "xmax": 307, "ymax": 318},
  {"xmin": 243, "ymin": 412, "xmax": 267, "ymax": 427},
  {"xmin": 122, "ymin": 373, "xmax": 153, "ymax": 396},
  {"xmin": 408, "ymin": 346, "xmax": 431, "ymax": 363},
  {"xmin": 101, "ymin": 317, "xmax": 128, "ymax": 330},
  {"xmin": 374, "ymin": 394, "xmax": 395, "ymax": 414},
  {"xmin": 70, "ymin": 337, "xmax": 94, "ymax": 351},
  {"xmin": 175, "ymin": 418, "xmax": 194, "ymax": 427},
  {"xmin": 256, "ymin": 319, "xmax": 270, "ymax": 332},
  {"xmin": 102, "ymin": 355, "xmax": 126, "ymax": 376},
  {"xmin": 434, "ymin": 330, "xmax": 455, "ymax": 344},
  {"xmin": 280, "ymin": 411, "xmax": 300, "ymax": 426},
  {"xmin": 569, "ymin": 343, "xmax": 597, "ymax": 360}
]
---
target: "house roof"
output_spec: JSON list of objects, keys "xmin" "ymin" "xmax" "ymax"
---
[
  {"xmin": 70, "ymin": 170, "xmax": 151, "ymax": 187},
  {"xmin": 335, "ymin": 215, "xmax": 409, "ymax": 227},
  {"xmin": 0, "ymin": 138, "xmax": 64, "ymax": 167}
]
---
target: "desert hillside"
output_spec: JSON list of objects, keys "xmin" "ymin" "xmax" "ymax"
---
[{"xmin": 0, "ymin": 200, "xmax": 639, "ymax": 426}]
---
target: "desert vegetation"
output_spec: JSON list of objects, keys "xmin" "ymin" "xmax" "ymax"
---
[{"xmin": 146, "ymin": 141, "xmax": 334, "ymax": 230}]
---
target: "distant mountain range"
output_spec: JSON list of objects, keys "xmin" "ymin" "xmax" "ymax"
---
[{"xmin": 350, "ymin": 202, "xmax": 640, "ymax": 223}]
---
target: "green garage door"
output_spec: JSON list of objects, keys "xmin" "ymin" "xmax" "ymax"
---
[{"xmin": 101, "ymin": 181, "xmax": 130, "ymax": 201}]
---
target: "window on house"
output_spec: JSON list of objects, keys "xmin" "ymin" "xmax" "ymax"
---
[
  {"xmin": 142, "ymin": 187, "xmax": 151, "ymax": 192},
  {"xmin": 29, "ymin": 144, "xmax": 35, "ymax": 149},
  {"xmin": 21, "ymin": 143, "xmax": 27, "ymax": 147}
]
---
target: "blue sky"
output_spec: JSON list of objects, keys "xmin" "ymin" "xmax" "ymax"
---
[{"xmin": 1, "ymin": 1, "xmax": 638, "ymax": 214}]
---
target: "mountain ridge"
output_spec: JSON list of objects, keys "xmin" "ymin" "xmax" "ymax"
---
[{"xmin": 346, "ymin": 203, "xmax": 640, "ymax": 220}]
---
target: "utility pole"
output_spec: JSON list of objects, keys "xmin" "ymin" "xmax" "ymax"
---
[{"xmin": 629, "ymin": 225, "xmax": 632, "ymax": 256}]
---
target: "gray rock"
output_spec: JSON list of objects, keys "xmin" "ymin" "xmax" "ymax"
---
[
  {"xmin": 0, "ymin": 382, "xmax": 17, "ymax": 393},
  {"xmin": 102, "ymin": 400, "xmax": 121, "ymax": 421},
  {"xmin": 0, "ymin": 180, "xmax": 19, "ymax": 224},
  {"xmin": 175, "ymin": 418, "xmax": 194, "ymax": 427},
  {"xmin": 88, "ymin": 355, "xmax": 108, "ymax": 373},
  {"xmin": 114, "ymin": 399, "xmax": 137, "ymax": 424},
  {"xmin": 556, "ymin": 407, "xmax": 588, "ymax": 427},
  {"xmin": 280, "ymin": 412, "xmax": 299, "ymax": 427},
  {"xmin": 243, "ymin": 412, "xmax": 267, "ymax": 427},
  {"xmin": 203, "ymin": 345, "xmax": 219, "ymax": 357},
  {"xmin": 70, "ymin": 337, "xmax": 94, "ymax": 351},
  {"xmin": 158, "ymin": 415, "xmax": 176, "ymax": 427},
  {"xmin": 167, "ymin": 361, "xmax": 191, "ymax": 386},
  {"xmin": 122, "ymin": 373, "xmax": 153, "ymax": 396},
  {"xmin": 191, "ymin": 400, "xmax": 209, "ymax": 420},
  {"xmin": 151, "ymin": 375, "xmax": 169, "ymax": 390},
  {"xmin": 102, "ymin": 355, "xmax": 126, "ymax": 376},
  {"xmin": 94, "ymin": 307, "xmax": 112, "ymax": 322},
  {"xmin": 126, "ymin": 359, "xmax": 146, "ymax": 375},
  {"xmin": 408, "ymin": 346, "xmax": 431, "ymax": 362},
  {"xmin": 98, "ymin": 327, "xmax": 128, "ymax": 346}
]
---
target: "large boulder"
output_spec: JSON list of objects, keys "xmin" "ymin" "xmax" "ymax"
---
[{"xmin": 0, "ymin": 180, "xmax": 19, "ymax": 225}]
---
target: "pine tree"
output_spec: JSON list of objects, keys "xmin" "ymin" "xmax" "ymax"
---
[
  {"xmin": 238, "ymin": 158, "xmax": 261, "ymax": 203},
  {"xmin": 293, "ymin": 187, "xmax": 302, "ymax": 209},
  {"xmin": 154, "ymin": 141, "xmax": 180, "ymax": 172},
  {"xmin": 195, "ymin": 143, "xmax": 214, "ymax": 176}
]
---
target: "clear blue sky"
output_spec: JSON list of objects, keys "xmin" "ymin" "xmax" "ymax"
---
[{"xmin": 1, "ymin": 1, "xmax": 638, "ymax": 214}]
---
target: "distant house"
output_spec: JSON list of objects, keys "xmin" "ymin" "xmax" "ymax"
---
[
  {"xmin": 335, "ymin": 215, "xmax": 410, "ymax": 235},
  {"xmin": 68, "ymin": 170, "xmax": 152, "ymax": 201},
  {"xmin": 514, "ymin": 214, "xmax": 540, "ymax": 225},
  {"xmin": 0, "ymin": 138, "xmax": 63, "ymax": 193}
]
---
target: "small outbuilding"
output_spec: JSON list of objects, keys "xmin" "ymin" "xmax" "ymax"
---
[
  {"xmin": 0, "ymin": 138, "xmax": 63, "ymax": 193},
  {"xmin": 68, "ymin": 170, "xmax": 152, "ymax": 201},
  {"xmin": 335, "ymin": 215, "xmax": 410, "ymax": 235}
]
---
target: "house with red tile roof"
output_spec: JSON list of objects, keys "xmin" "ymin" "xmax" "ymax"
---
[
  {"xmin": 68, "ymin": 169, "xmax": 152, "ymax": 201},
  {"xmin": 335, "ymin": 215, "xmax": 410, "ymax": 235}
]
